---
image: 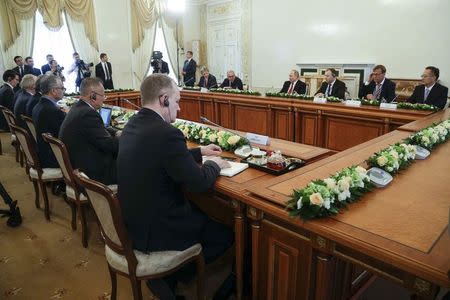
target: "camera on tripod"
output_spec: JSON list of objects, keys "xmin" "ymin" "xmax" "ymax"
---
[
  {"xmin": 77, "ymin": 60, "xmax": 94, "ymax": 78},
  {"xmin": 150, "ymin": 51, "xmax": 163, "ymax": 73}
]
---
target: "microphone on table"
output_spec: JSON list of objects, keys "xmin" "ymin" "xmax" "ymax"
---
[
  {"xmin": 200, "ymin": 116, "xmax": 253, "ymax": 151},
  {"xmin": 121, "ymin": 98, "xmax": 141, "ymax": 110}
]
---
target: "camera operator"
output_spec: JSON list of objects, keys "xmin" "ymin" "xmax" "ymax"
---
[
  {"xmin": 150, "ymin": 51, "xmax": 169, "ymax": 75},
  {"xmin": 45, "ymin": 59, "xmax": 65, "ymax": 83},
  {"xmin": 68, "ymin": 52, "xmax": 93, "ymax": 91}
]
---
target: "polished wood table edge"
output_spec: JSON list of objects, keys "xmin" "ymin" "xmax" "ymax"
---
[
  {"xmin": 238, "ymin": 191, "xmax": 450, "ymax": 288},
  {"xmin": 397, "ymin": 109, "xmax": 450, "ymax": 132}
]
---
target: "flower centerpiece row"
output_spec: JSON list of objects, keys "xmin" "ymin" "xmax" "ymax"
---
[
  {"xmin": 287, "ymin": 118, "xmax": 450, "ymax": 220},
  {"xmin": 210, "ymin": 88, "xmax": 261, "ymax": 96}
]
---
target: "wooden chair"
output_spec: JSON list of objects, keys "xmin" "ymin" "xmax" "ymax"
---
[
  {"xmin": 42, "ymin": 133, "xmax": 118, "ymax": 248},
  {"xmin": 21, "ymin": 115, "xmax": 37, "ymax": 142},
  {"xmin": 73, "ymin": 170, "xmax": 206, "ymax": 300},
  {"xmin": 11, "ymin": 124, "xmax": 63, "ymax": 220},
  {"xmin": 0, "ymin": 105, "xmax": 21, "ymax": 163}
]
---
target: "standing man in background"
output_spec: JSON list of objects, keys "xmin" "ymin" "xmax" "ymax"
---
[
  {"xmin": 95, "ymin": 53, "xmax": 114, "ymax": 90},
  {"xmin": 41, "ymin": 54, "xmax": 54, "ymax": 74},
  {"xmin": 69, "ymin": 52, "xmax": 93, "ymax": 92},
  {"xmin": 182, "ymin": 51, "xmax": 197, "ymax": 86},
  {"xmin": 25, "ymin": 57, "xmax": 42, "ymax": 76},
  {"xmin": 0, "ymin": 70, "xmax": 20, "ymax": 130}
]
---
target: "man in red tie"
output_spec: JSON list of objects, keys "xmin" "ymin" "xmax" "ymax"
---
[{"xmin": 280, "ymin": 70, "xmax": 306, "ymax": 95}]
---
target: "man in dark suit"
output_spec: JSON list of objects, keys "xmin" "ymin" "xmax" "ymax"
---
[
  {"xmin": 12, "ymin": 56, "xmax": 32, "ymax": 80},
  {"xmin": 280, "ymin": 70, "xmax": 306, "ymax": 95},
  {"xmin": 95, "ymin": 53, "xmax": 114, "ymax": 90},
  {"xmin": 198, "ymin": 66, "xmax": 218, "ymax": 89},
  {"xmin": 25, "ymin": 57, "xmax": 42, "ymax": 76},
  {"xmin": 359, "ymin": 65, "xmax": 396, "ymax": 102},
  {"xmin": 25, "ymin": 75, "xmax": 44, "ymax": 117},
  {"xmin": 32, "ymin": 75, "xmax": 66, "ymax": 168},
  {"xmin": 14, "ymin": 74, "xmax": 36, "ymax": 128},
  {"xmin": 408, "ymin": 66, "xmax": 448, "ymax": 110},
  {"xmin": 0, "ymin": 70, "xmax": 20, "ymax": 130},
  {"xmin": 315, "ymin": 68, "xmax": 346, "ymax": 99},
  {"xmin": 118, "ymin": 74, "xmax": 233, "ymax": 298},
  {"xmin": 59, "ymin": 77, "xmax": 120, "ymax": 184},
  {"xmin": 182, "ymin": 50, "xmax": 197, "ymax": 86},
  {"xmin": 41, "ymin": 54, "xmax": 54, "ymax": 74},
  {"xmin": 220, "ymin": 70, "xmax": 244, "ymax": 90}
]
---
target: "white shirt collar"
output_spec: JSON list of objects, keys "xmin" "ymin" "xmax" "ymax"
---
[
  {"xmin": 5, "ymin": 82, "xmax": 13, "ymax": 89},
  {"xmin": 377, "ymin": 78, "xmax": 385, "ymax": 86},
  {"xmin": 329, "ymin": 79, "xmax": 336, "ymax": 86},
  {"xmin": 81, "ymin": 98, "xmax": 96, "ymax": 110},
  {"xmin": 425, "ymin": 83, "xmax": 435, "ymax": 90}
]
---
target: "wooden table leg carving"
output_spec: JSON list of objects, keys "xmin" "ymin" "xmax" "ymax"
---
[{"xmin": 247, "ymin": 206, "xmax": 263, "ymax": 300}]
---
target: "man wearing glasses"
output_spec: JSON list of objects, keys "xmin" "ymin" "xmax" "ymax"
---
[
  {"xmin": 359, "ymin": 65, "xmax": 396, "ymax": 102},
  {"xmin": 32, "ymin": 74, "xmax": 66, "ymax": 168},
  {"xmin": 220, "ymin": 70, "xmax": 244, "ymax": 90},
  {"xmin": 59, "ymin": 77, "xmax": 121, "ymax": 185},
  {"xmin": 408, "ymin": 66, "xmax": 448, "ymax": 110}
]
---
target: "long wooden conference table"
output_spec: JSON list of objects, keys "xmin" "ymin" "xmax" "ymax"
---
[{"xmin": 103, "ymin": 90, "xmax": 449, "ymax": 299}]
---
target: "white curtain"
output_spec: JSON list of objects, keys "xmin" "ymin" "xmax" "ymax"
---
[
  {"xmin": 160, "ymin": 17, "xmax": 179, "ymax": 81},
  {"xmin": 132, "ymin": 24, "xmax": 156, "ymax": 88},
  {"xmin": 65, "ymin": 12, "xmax": 98, "ymax": 67},
  {"xmin": 0, "ymin": 17, "xmax": 35, "ymax": 70}
]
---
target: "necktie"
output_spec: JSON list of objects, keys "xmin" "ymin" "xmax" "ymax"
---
[
  {"xmin": 104, "ymin": 63, "xmax": 109, "ymax": 80},
  {"xmin": 204, "ymin": 77, "xmax": 208, "ymax": 88},
  {"xmin": 424, "ymin": 88, "xmax": 431, "ymax": 101},
  {"xmin": 20, "ymin": 66, "xmax": 24, "ymax": 77},
  {"xmin": 326, "ymin": 84, "xmax": 332, "ymax": 97},
  {"xmin": 287, "ymin": 83, "xmax": 294, "ymax": 94},
  {"xmin": 373, "ymin": 84, "xmax": 382, "ymax": 99}
]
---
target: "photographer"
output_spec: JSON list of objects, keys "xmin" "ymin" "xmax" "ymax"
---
[
  {"xmin": 46, "ymin": 59, "xmax": 65, "ymax": 83},
  {"xmin": 150, "ymin": 51, "xmax": 169, "ymax": 75},
  {"xmin": 68, "ymin": 52, "xmax": 93, "ymax": 91}
]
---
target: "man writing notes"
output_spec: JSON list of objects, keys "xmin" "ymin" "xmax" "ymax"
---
[
  {"xmin": 182, "ymin": 50, "xmax": 197, "ymax": 86},
  {"xmin": 95, "ymin": 53, "xmax": 114, "ymax": 90},
  {"xmin": 220, "ymin": 70, "xmax": 244, "ymax": 90},
  {"xmin": 315, "ymin": 68, "xmax": 346, "ymax": 99},
  {"xmin": 359, "ymin": 65, "xmax": 396, "ymax": 102},
  {"xmin": 408, "ymin": 66, "xmax": 448, "ymax": 110},
  {"xmin": 280, "ymin": 70, "xmax": 306, "ymax": 95},
  {"xmin": 118, "ymin": 74, "xmax": 233, "ymax": 299}
]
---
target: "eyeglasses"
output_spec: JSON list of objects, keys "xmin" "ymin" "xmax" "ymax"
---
[{"xmin": 92, "ymin": 91, "xmax": 107, "ymax": 99}]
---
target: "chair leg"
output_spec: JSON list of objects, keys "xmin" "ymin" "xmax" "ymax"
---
[
  {"xmin": 14, "ymin": 142, "xmax": 19, "ymax": 163},
  {"xmin": 19, "ymin": 149, "xmax": 24, "ymax": 167},
  {"xmin": 79, "ymin": 204, "xmax": 88, "ymax": 248},
  {"xmin": 62, "ymin": 195, "xmax": 77, "ymax": 231},
  {"xmin": 129, "ymin": 277, "xmax": 143, "ymax": 300},
  {"xmin": 196, "ymin": 254, "xmax": 206, "ymax": 300},
  {"xmin": 38, "ymin": 181, "xmax": 51, "ymax": 221},
  {"xmin": 32, "ymin": 180, "xmax": 40, "ymax": 208},
  {"xmin": 0, "ymin": 138, "xmax": 3, "ymax": 155},
  {"xmin": 107, "ymin": 265, "xmax": 117, "ymax": 300}
]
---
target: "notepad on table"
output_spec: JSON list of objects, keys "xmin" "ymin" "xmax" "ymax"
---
[{"xmin": 219, "ymin": 161, "xmax": 249, "ymax": 177}]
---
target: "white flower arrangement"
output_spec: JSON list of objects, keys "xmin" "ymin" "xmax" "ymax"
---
[
  {"xmin": 368, "ymin": 143, "xmax": 416, "ymax": 174},
  {"xmin": 407, "ymin": 119, "xmax": 450, "ymax": 150}
]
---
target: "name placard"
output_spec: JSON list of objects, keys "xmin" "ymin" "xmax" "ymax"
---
[
  {"xmin": 313, "ymin": 97, "xmax": 327, "ymax": 104},
  {"xmin": 246, "ymin": 132, "xmax": 270, "ymax": 145},
  {"xmin": 344, "ymin": 100, "xmax": 361, "ymax": 107},
  {"xmin": 380, "ymin": 103, "xmax": 397, "ymax": 110},
  {"xmin": 200, "ymin": 87, "xmax": 209, "ymax": 93}
]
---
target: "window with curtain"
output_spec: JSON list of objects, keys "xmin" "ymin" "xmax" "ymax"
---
[
  {"xmin": 32, "ymin": 11, "xmax": 77, "ymax": 93},
  {"xmin": 147, "ymin": 22, "xmax": 177, "ymax": 84}
]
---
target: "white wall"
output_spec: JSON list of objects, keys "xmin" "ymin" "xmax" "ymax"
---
[{"xmin": 251, "ymin": 0, "xmax": 450, "ymax": 88}]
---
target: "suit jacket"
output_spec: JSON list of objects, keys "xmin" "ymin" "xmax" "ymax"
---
[
  {"xmin": 25, "ymin": 92, "xmax": 41, "ymax": 118},
  {"xmin": 408, "ymin": 83, "xmax": 448, "ymax": 110},
  {"xmin": 315, "ymin": 79, "xmax": 346, "ymax": 100},
  {"xmin": 59, "ymin": 100, "xmax": 118, "ymax": 184},
  {"xmin": 31, "ymin": 67, "xmax": 42, "ymax": 76},
  {"xmin": 12, "ymin": 65, "xmax": 32, "ymax": 80},
  {"xmin": 41, "ymin": 64, "xmax": 51, "ymax": 74},
  {"xmin": 182, "ymin": 59, "xmax": 197, "ymax": 86},
  {"xmin": 118, "ymin": 108, "xmax": 221, "ymax": 252},
  {"xmin": 280, "ymin": 80, "xmax": 306, "ymax": 94},
  {"xmin": 220, "ymin": 77, "xmax": 244, "ymax": 90},
  {"xmin": 32, "ymin": 97, "xmax": 66, "ymax": 168},
  {"xmin": 95, "ymin": 62, "xmax": 114, "ymax": 90},
  {"xmin": 358, "ymin": 78, "xmax": 396, "ymax": 102},
  {"xmin": 0, "ymin": 84, "xmax": 14, "ymax": 130},
  {"xmin": 14, "ymin": 90, "xmax": 33, "ymax": 128},
  {"xmin": 198, "ymin": 74, "xmax": 218, "ymax": 89}
]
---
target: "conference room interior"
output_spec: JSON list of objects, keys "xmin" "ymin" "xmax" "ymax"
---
[{"xmin": 1, "ymin": 0, "xmax": 449, "ymax": 299}]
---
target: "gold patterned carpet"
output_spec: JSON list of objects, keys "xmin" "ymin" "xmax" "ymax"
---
[{"xmin": 0, "ymin": 132, "xmax": 231, "ymax": 300}]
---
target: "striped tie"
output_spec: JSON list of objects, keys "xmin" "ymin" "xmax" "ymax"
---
[
  {"xmin": 424, "ymin": 88, "xmax": 430, "ymax": 101},
  {"xmin": 373, "ymin": 84, "xmax": 382, "ymax": 99}
]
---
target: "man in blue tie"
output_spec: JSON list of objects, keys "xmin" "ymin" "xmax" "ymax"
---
[
  {"xmin": 408, "ymin": 66, "xmax": 448, "ymax": 110},
  {"xmin": 182, "ymin": 51, "xmax": 197, "ymax": 87}
]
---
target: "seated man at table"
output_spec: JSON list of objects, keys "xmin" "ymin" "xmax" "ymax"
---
[
  {"xmin": 59, "ymin": 77, "xmax": 120, "ymax": 184},
  {"xmin": 198, "ymin": 66, "xmax": 218, "ymax": 89},
  {"xmin": 408, "ymin": 66, "xmax": 448, "ymax": 110},
  {"xmin": 118, "ymin": 74, "xmax": 233, "ymax": 299},
  {"xmin": 315, "ymin": 68, "xmax": 346, "ymax": 99},
  {"xmin": 0, "ymin": 70, "xmax": 19, "ymax": 130},
  {"xmin": 220, "ymin": 70, "xmax": 244, "ymax": 90},
  {"xmin": 14, "ymin": 74, "xmax": 36, "ymax": 128},
  {"xmin": 358, "ymin": 64, "xmax": 396, "ymax": 102},
  {"xmin": 280, "ymin": 70, "xmax": 306, "ymax": 95}
]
